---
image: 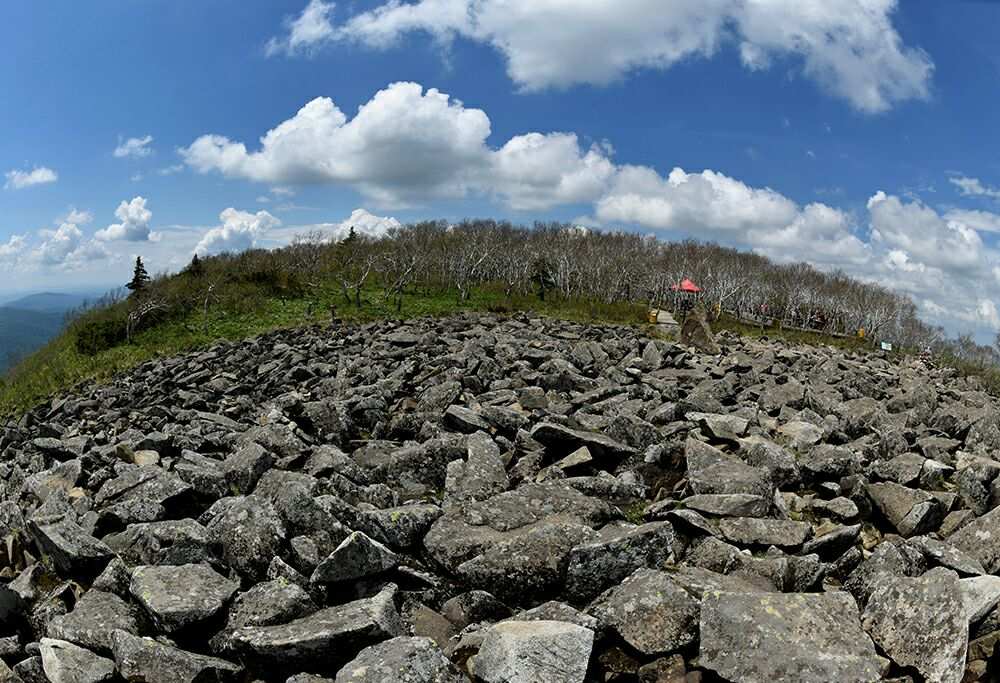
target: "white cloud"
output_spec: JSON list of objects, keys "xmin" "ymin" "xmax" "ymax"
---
[
  {"xmin": 181, "ymin": 83, "xmax": 633, "ymax": 211},
  {"xmin": 158, "ymin": 165, "xmax": 184, "ymax": 176},
  {"xmin": 316, "ymin": 0, "xmax": 931, "ymax": 112},
  {"xmin": 0, "ymin": 235, "xmax": 27, "ymax": 263},
  {"xmin": 295, "ymin": 208, "xmax": 402, "ymax": 242},
  {"xmin": 4, "ymin": 166, "xmax": 58, "ymax": 190},
  {"xmin": 194, "ymin": 208, "xmax": 282, "ymax": 256},
  {"xmin": 492, "ymin": 134, "xmax": 615, "ymax": 210},
  {"xmin": 978, "ymin": 299, "xmax": 1000, "ymax": 330},
  {"xmin": 596, "ymin": 165, "xmax": 799, "ymax": 235},
  {"xmin": 944, "ymin": 209, "xmax": 1000, "ymax": 234},
  {"xmin": 182, "ymin": 82, "xmax": 493, "ymax": 206},
  {"xmin": 868, "ymin": 191, "xmax": 986, "ymax": 274},
  {"xmin": 593, "ymin": 164, "xmax": 867, "ymax": 267},
  {"xmin": 266, "ymin": 0, "xmax": 336, "ymax": 56},
  {"xmin": 114, "ymin": 135, "xmax": 155, "ymax": 159},
  {"xmin": 950, "ymin": 176, "xmax": 1000, "ymax": 200},
  {"xmin": 95, "ymin": 197, "xmax": 154, "ymax": 242},
  {"xmin": 62, "ymin": 209, "xmax": 93, "ymax": 226},
  {"xmin": 32, "ymin": 222, "xmax": 108, "ymax": 268}
]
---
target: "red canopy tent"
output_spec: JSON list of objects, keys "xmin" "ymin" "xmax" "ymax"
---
[{"xmin": 671, "ymin": 278, "xmax": 702, "ymax": 293}]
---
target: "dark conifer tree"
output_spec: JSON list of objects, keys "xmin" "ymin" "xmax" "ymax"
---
[
  {"xmin": 126, "ymin": 256, "xmax": 151, "ymax": 295},
  {"xmin": 186, "ymin": 253, "xmax": 204, "ymax": 277}
]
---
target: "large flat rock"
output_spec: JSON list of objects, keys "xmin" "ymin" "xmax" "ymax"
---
[{"xmin": 699, "ymin": 591, "xmax": 887, "ymax": 682}]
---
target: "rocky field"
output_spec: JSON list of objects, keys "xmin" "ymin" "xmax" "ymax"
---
[{"xmin": 0, "ymin": 312, "xmax": 998, "ymax": 682}]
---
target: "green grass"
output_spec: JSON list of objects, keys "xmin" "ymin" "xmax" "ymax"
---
[
  {"xmin": 0, "ymin": 284, "xmax": 647, "ymax": 419},
  {"xmin": 712, "ymin": 314, "xmax": 871, "ymax": 354}
]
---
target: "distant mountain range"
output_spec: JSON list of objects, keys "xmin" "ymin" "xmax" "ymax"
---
[{"xmin": 0, "ymin": 293, "xmax": 91, "ymax": 374}]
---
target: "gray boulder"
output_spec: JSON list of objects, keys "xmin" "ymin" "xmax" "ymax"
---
[
  {"xmin": 28, "ymin": 519, "xmax": 113, "ymax": 578},
  {"xmin": 48, "ymin": 590, "xmax": 140, "ymax": 653},
  {"xmin": 700, "ymin": 591, "xmax": 886, "ymax": 682},
  {"xmin": 587, "ymin": 569, "xmax": 698, "ymax": 655},
  {"xmin": 948, "ymin": 505, "xmax": 1000, "ymax": 573},
  {"xmin": 335, "ymin": 637, "xmax": 466, "ymax": 682},
  {"xmin": 129, "ymin": 564, "xmax": 239, "ymax": 633},
  {"xmin": 311, "ymin": 532, "xmax": 399, "ymax": 585},
  {"xmin": 38, "ymin": 639, "xmax": 114, "ymax": 683},
  {"xmin": 861, "ymin": 568, "xmax": 966, "ymax": 683},
  {"xmin": 469, "ymin": 620, "xmax": 594, "ymax": 683},
  {"xmin": 563, "ymin": 521, "xmax": 674, "ymax": 602},
  {"xmin": 866, "ymin": 482, "xmax": 942, "ymax": 537},
  {"xmin": 444, "ymin": 432, "xmax": 508, "ymax": 507},
  {"xmin": 685, "ymin": 438, "xmax": 773, "ymax": 498},
  {"xmin": 229, "ymin": 584, "xmax": 403, "ymax": 671},
  {"xmin": 204, "ymin": 495, "xmax": 286, "ymax": 582},
  {"xmin": 111, "ymin": 629, "xmax": 241, "ymax": 683},
  {"xmin": 718, "ymin": 517, "xmax": 812, "ymax": 547}
]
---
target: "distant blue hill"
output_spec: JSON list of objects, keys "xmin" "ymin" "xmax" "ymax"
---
[
  {"xmin": 0, "ymin": 292, "xmax": 93, "ymax": 374},
  {"xmin": 3, "ymin": 292, "xmax": 90, "ymax": 313}
]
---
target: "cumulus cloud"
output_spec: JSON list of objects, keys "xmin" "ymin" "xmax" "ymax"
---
[
  {"xmin": 182, "ymin": 83, "xmax": 493, "ymax": 206},
  {"xmin": 194, "ymin": 208, "xmax": 281, "ymax": 256},
  {"xmin": 296, "ymin": 208, "xmax": 402, "ymax": 242},
  {"xmin": 4, "ymin": 166, "xmax": 58, "ymax": 190},
  {"xmin": 62, "ymin": 209, "xmax": 93, "ymax": 226},
  {"xmin": 0, "ymin": 235, "xmax": 27, "ymax": 263},
  {"xmin": 492, "ymin": 134, "xmax": 616, "ymax": 210},
  {"xmin": 596, "ymin": 166, "xmax": 799, "ymax": 234},
  {"xmin": 32, "ymin": 221, "xmax": 108, "ymax": 268},
  {"xmin": 868, "ymin": 191, "xmax": 986, "ymax": 274},
  {"xmin": 181, "ymin": 82, "xmax": 633, "ymax": 211},
  {"xmin": 114, "ymin": 135, "xmax": 154, "ymax": 159},
  {"xmin": 593, "ymin": 165, "xmax": 867, "ymax": 267},
  {"xmin": 292, "ymin": 0, "xmax": 933, "ymax": 112},
  {"xmin": 95, "ymin": 197, "xmax": 154, "ymax": 242},
  {"xmin": 266, "ymin": 0, "xmax": 336, "ymax": 56}
]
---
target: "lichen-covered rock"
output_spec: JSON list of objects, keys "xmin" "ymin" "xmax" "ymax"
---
[
  {"xmin": 947, "ymin": 505, "xmax": 1000, "ymax": 573},
  {"xmin": 311, "ymin": 532, "xmax": 398, "ymax": 585},
  {"xmin": 866, "ymin": 482, "xmax": 942, "ymax": 537},
  {"xmin": 718, "ymin": 517, "xmax": 812, "ymax": 547},
  {"xmin": 38, "ymin": 638, "xmax": 115, "ymax": 683},
  {"xmin": 203, "ymin": 495, "xmax": 287, "ymax": 583},
  {"xmin": 129, "ymin": 564, "xmax": 238, "ymax": 633},
  {"xmin": 862, "ymin": 568, "xmax": 967, "ymax": 683},
  {"xmin": 335, "ymin": 637, "xmax": 466, "ymax": 683},
  {"xmin": 28, "ymin": 519, "xmax": 113, "ymax": 578},
  {"xmin": 110, "ymin": 630, "xmax": 242, "ymax": 683},
  {"xmin": 229, "ymin": 585, "xmax": 404, "ymax": 672},
  {"xmin": 469, "ymin": 620, "xmax": 594, "ymax": 683},
  {"xmin": 700, "ymin": 591, "xmax": 887, "ymax": 682},
  {"xmin": 587, "ymin": 569, "xmax": 698, "ymax": 655},
  {"xmin": 563, "ymin": 521, "xmax": 674, "ymax": 602},
  {"xmin": 48, "ymin": 591, "xmax": 140, "ymax": 653},
  {"xmin": 685, "ymin": 438, "xmax": 773, "ymax": 498}
]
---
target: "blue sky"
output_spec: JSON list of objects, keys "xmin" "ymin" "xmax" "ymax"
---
[{"xmin": 4, "ymin": 0, "xmax": 1000, "ymax": 337}]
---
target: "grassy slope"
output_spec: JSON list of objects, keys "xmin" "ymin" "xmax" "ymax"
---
[{"xmin": 0, "ymin": 285, "xmax": 650, "ymax": 419}]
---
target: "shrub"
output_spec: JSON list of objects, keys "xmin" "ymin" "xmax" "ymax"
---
[{"xmin": 74, "ymin": 317, "xmax": 127, "ymax": 356}]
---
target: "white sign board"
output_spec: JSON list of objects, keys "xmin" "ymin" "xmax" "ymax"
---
[{"xmin": 881, "ymin": 342, "xmax": 893, "ymax": 352}]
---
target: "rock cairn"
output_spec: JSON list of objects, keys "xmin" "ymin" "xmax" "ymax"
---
[{"xmin": 0, "ymin": 312, "xmax": 996, "ymax": 682}]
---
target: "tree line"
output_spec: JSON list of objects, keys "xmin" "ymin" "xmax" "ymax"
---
[{"xmin": 79, "ymin": 219, "xmax": 1000, "ymax": 370}]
